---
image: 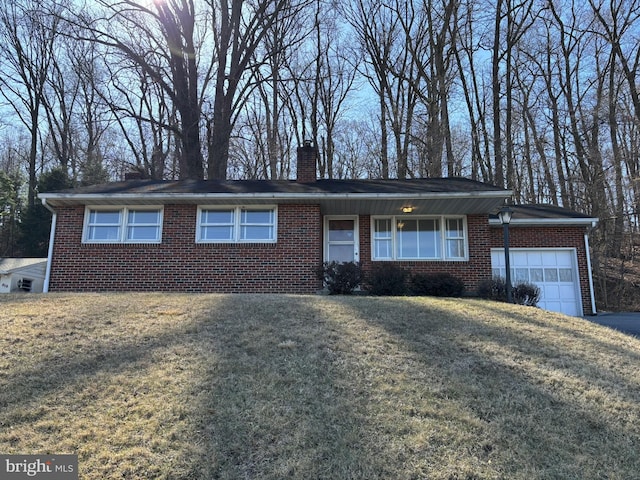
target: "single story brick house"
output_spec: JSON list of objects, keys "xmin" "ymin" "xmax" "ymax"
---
[{"xmin": 39, "ymin": 145, "xmax": 598, "ymax": 316}]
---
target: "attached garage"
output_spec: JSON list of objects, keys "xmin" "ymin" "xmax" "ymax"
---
[
  {"xmin": 489, "ymin": 204, "xmax": 598, "ymax": 317},
  {"xmin": 491, "ymin": 248, "xmax": 582, "ymax": 316}
]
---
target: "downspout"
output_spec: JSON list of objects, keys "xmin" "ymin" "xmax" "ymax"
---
[
  {"xmin": 41, "ymin": 198, "xmax": 56, "ymax": 293},
  {"xmin": 584, "ymin": 226, "xmax": 597, "ymax": 315}
]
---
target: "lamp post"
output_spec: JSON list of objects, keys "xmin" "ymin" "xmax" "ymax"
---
[{"xmin": 498, "ymin": 205, "xmax": 513, "ymax": 303}]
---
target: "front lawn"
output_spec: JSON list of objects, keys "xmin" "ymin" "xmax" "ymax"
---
[{"xmin": 1, "ymin": 293, "xmax": 638, "ymax": 479}]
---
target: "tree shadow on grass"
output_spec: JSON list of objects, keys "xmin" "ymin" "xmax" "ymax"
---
[
  {"xmin": 2, "ymin": 293, "xmax": 391, "ymax": 479},
  {"xmin": 3, "ymin": 294, "xmax": 639, "ymax": 479},
  {"xmin": 333, "ymin": 296, "xmax": 640, "ymax": 479},
  {"xmin": 192, "ymin": 294, "xmax": 397, "ymax": 479}
]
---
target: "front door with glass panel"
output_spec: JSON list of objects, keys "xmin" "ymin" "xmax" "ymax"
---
[{"xmin": 325, "ymin": 216, "xmax": 359, "ymax": 263}]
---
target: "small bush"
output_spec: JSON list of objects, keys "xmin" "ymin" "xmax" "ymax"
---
[
  {"xmin": 365, "ymin": 264, "xmax": 409, "ymax": 296},
  {"xmin": 477, "ymin": 277, "xmax": 541, "ymax": 307},
  {"xmin": 410, "ymin": 272, "xmax": 465, "ymax": 297},
  {"xmin": 316, "ymin": 261, "xmax": 363, "ymax": 295},
  {"xmin": 477, "ymin": 277, "xmax": 507, "ymax": 302},
  {"xmin": 513, "ymin": 282, "xmax": 541, "ymax": 306}
]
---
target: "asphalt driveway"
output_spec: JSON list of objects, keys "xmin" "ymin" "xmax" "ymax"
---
[{"xmin": 586, "ymin": 312, "xmax": 640, "ymax": 337}]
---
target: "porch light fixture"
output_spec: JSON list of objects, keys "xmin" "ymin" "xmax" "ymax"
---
[
  {"xmin": 402, "ymin": 206, "xmax": 414, "ymax": 213},
  {"xmin": 498, "ymin": 205, "xmax": 513, "ymax": 303}
]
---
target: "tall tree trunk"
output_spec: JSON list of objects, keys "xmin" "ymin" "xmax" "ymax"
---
[{"xmin": 492, "ymin": 0, "xmax": 504, "ymax": 188}]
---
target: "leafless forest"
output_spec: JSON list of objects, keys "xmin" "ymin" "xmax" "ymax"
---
[{"xmin": 1, "ymin": 0, "xmax": 639, "ymax": 309}]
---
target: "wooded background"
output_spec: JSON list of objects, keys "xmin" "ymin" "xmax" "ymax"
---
[{"xmin": 1, "ymin": 0, "xmax": 638, "ymax": 309}]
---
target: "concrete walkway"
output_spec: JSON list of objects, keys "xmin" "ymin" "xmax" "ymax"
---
[{"xmin": 586, "ymin": 312, "xmax": 640, "ymax": 337}]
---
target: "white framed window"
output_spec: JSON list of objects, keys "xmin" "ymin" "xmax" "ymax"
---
[
  {"xmin": 197, "ymin": 206, "xmax": 277, "ymax": 243},
  {"xmin": 372, "ymin": 215, "xmax": 467, "ymax": 261},
  {"xmin": 84, "ymin": 207, "xmax": 163, "ymax": 243}
]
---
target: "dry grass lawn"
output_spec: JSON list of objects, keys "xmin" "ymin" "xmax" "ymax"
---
[{"xmin": 1, "ymin": 293, "xmax": 639, "ymax": 479}]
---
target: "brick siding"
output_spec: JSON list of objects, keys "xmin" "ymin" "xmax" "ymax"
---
[
  {"xmin": 48, "ymin": 204, "xmax": 323, "ymax": 293},
  {"xmin": 49, "ymin": 205, "xmax": 592, "ymax": 312}
]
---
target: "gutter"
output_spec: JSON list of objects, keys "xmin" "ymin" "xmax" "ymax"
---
[
  {"xmin": 584, "ymin": 232, "xmax": 597, "ymax": 315},
  {"xmin": 488, "ymin": 218, "xmax": 599, "ymax": 227},
  {"xmin": 38, "ymin": 189, "xmax": 512, "ymax": 205},
  {"xmin": 41, "ymin": 198, "xmax": 56, "ymax": 293}
]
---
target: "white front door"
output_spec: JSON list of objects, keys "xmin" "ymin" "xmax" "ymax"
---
[
  {"xmin": 325, "ymin": 216, "xmax": 359, "ymax": 263},
  {"xmin": 491, "ymin": 248, "xmax": 582, "ymax": 316}
]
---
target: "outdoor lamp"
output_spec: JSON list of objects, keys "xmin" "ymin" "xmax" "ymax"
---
[{"xmin": 498, "ymin": 205, "xmax": 513, "ymax": 303}]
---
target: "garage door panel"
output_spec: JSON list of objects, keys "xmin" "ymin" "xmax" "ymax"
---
[
  {"xmin": 542, "ymin": 300, "xmax": 563, "ymax": 311},
  {"xmin": 559, "ymin": 285, "xmax": 576, "ymax": 297},
  {"xmin": 542, "ymin": 284, "xmax": 561, "ymax": 300},
  {"xmin": 513, "ymin": 251, "xmax": 529, "ymax": 264},
  {"xmin": 556, "ymin": 253, "xmax": 574, "ymax": 267},
  {"xmin": 542, "ymin": 252, "xmax": 559, "ymax": 266},
  {"xmin": 491, "ymin": 248, "xmax": 581, "ymax": 316},
  {"xmin": 526, "ymin": 251, "xmax": 543, "ymax": 265}
]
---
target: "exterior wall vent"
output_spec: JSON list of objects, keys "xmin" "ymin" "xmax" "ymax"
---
[{"xmin": 17, "ymin": 278, "xmax": 33, "ymax": 292}]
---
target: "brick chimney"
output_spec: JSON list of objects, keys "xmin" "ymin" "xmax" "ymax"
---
[{"xmin": 296, "ymin": 140, "xmax": 317, "ymax": 182}]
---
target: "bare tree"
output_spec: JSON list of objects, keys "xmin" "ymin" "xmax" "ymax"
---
[
  {"xmin": 205, "ymin": 0, "xmax": 311, "ymax": 179},
  {"xmin": 66, "ymin": 0, "xmax": 207, "ymax": 179},
  {"xmin": 0, "ymin": 0, "xmax": 62, "ymax": 206}
]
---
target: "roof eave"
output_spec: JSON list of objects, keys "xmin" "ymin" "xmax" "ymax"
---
[
  {"xmin": 488, "ymin": 218, "xmax": 599, "ymax": 227},
  {"xmin": 39, "ymin": 190, "xmax": 512, "ymax": 206}
]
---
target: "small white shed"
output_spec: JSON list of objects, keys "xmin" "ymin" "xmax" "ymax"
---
[{"xmin": 0, "ymin": 258, "xmax": 47, "ymax": 293}]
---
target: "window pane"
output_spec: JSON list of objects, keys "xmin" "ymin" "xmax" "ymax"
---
[
  {"xmin": 375, "ymin": 239, "xmax": 392, "ymax": 259},
  {"xmin": 374, "ymin": 219, "xmax": 392, "ymax": 238},
  {"xmin": 397, "ymin": 220, "xmax": 418, "ymax": 258},
  {"xmin": 516, "ymin": 268, "xmax": 529, "ymax": 282},
  {"xmin": 445, "ymin": 218, "xmax": 464, "ymax": 258},
  {"xmin": 90, "ymin": 210, "xmax": 120, "ymax": 224},
  {"xmin": 241, "ymin": 209, "xmax": 273, "ymax": 224},
  {"xmin": 398, "ymin": 219, "xmax": 441, "ymax": 259},
  {"xmin": 447, "ymin": 239, "xmax": 464, "ymax": 258},
  {"xmin": 240, "ymin": 209, "xmax": 275, "ymax": 240},
  {"xmin": 328, "ymin": 220, "xmax": 354, "ymax": 242},
  {"xmin": 128, "ymin": 210, "xmax": 160, "ymax": 224},
  {"xmin": 202, "ymin": 210, "xmax": 234, "ymax": 224},
  {"xmin": 126, "ymin": 209, "xmax": 161, "ymax": 241},
  {"xmin": 88, "ymin": 225, "xmax": 120, "ymax": 240},
  {"xmin": 530, "ymin": 268, "xmax": 544, "ymax": 282},
  {"xmin": 201, "ymin": 225, "xmax": 234, "ymax": 240},
  {"xmin": 418, "ymin": 219, "xmax": 439, "ymax": 257},
  {"xmin": 559, "ymin": 268, "xmax": 573, "ymax": 282},
  {"xmin": 241, "ymin": 225, "xmax": 274, "ymax": 240},
  {"xmin": 127, "ymin": 226, "xmax": 159, "ymax": 240},
  {"xmin": 373, "ymin": 219, "xmax": 392, "ymax": 259},
  {"xmin": 544, "ymin": 268, "xmax": 559, "ymax": 282},
  {"xmin": 446, "ymin": 218, "xmax": 464, "ymax": 237}
]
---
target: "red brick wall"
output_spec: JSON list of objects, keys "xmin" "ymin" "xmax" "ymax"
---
[
  {"xmin": 48, "ymin": 204, "xmax": 323, "ymax": 293},
  {"xmin": 49, "ymin": 204, "xmax": 593, "ymax": 310},
  {"xmin": 489, "ymin": 224, "xmax": 592, "ymax": 314},
  {"xmin": 359, "ymin": 214, "xmax": 494, "ymax": 291}
]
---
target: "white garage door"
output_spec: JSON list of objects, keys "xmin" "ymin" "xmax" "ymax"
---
[{"xmin": 491, "ymin": 248, "xmax": 582, "ymax": 316}]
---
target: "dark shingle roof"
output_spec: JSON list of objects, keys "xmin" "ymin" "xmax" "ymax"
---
[
  {"xmin": 43, "ymin": 177, "xmax": 506, "ymax": 195},
  {"xmin": 489, "ymin": 204, "xmax": 597, "ymax": 224}
]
